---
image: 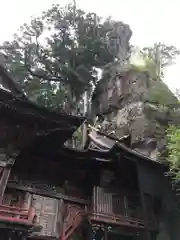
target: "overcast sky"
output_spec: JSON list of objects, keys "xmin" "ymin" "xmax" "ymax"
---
[{"xmin": 0, "ymin": 0, "xmax": 179, "ymax": 92}]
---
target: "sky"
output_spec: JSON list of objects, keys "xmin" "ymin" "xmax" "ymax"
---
[{"xmin": 0, "ymin": 0, "xmax": 180, "ymax": 92}]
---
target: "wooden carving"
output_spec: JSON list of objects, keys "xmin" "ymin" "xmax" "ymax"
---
[{"xmin": 32, "ymin": 195, "xmax": 62, "ymax": 238}]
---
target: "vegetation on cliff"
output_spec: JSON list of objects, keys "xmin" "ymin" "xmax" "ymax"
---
[
  {"xmin": 131, "ymin": 45, "xmax": 180, "ymax": 177},
  {"xmin": 166, "ymin": 125, "xmax": 180, "ymax": 182},
  {"xmin": 131, "ymin": 43, "xmax": 180, "ymax": 106}
]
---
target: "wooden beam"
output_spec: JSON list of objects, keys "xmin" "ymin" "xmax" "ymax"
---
[
  {"xmin": 7, "ymin": 183, "xmax": 89, "ymax": 205},
  {"xmin": 104, "ymin": 227, "xmax": 108, "ymax": 240},
  {"xmin": 0, "ymin": 167, "xmax": 11, "ymax": 203}
]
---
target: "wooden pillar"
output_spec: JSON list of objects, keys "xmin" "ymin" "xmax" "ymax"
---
[
  {"xmin": 28, "ymin": 195, "xmax": 36, "ymax": 223},
  {"xmin": 124, "ymin": 196, "xmax": 128, "ymax": 216},
  {"xmin": 0, "ymin": 166, "xmax": 11, "ymax": 203},
  {"xmin": 23, "ymin": 192, "xmax": 32, "ymax": 209},
  {"xmin": 87, "ymin": 225, "xmax": 92, "ymax": 240},
  {"xmin": 136, "ymin": 161, "xmax": 151, "ymax": 240},
  {"xmin": 104, "ymin": 228, "xmax": 108, "ymax": 240}
]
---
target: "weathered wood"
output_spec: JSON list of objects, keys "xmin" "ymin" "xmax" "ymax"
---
[
  {"xmin": 0, "ymin": 203, "xmax": 36, "ymax": 225},
  {"xmin": 32, "ymin": 195, "xmax": 60, "ymax": 237},
  {"xmin": 91, "ymin": 186, "xmax": 156, "ymax": 230},
  {"xmin": 56, "ymin": 199, "xmax": 64, "ymax": 237},
  {"xmin": 93, "ymin": 187, "xmax": 113, "ymax": 214},
  {"xmin": 23, "ymin": 192, "xmax": 32, "ymax": 209},
  {"xmin": 93, "ymin": 186, "xmax": 141, "ymax": 217},
  {"xmin": 104, "ymin": 227, "xmax": 108, "ymax": 240},
  {"xmin": 61, "ymin": 203, "xmax": 86, "ymax": 240},
  {"xmin": 0, "ymin": 167, "xmax": 11, "ymax": 202},
  {"xmin": 7, "ymin": 182, "xmax": 89, "ymax": 205},
  {"xmin": 136, "ymin": 162, "xmax": 151, "ymax": 240}
]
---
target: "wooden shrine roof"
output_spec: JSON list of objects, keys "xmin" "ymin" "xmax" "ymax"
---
[
  {"xmin": 0, "ymin": 63, "xmax": 84, "ymax": 130},
  {"xmin": 0, "ymin": 88, "xmax": 85, "ymax": 152},
  {"xmin": 88, "ymin": 127, "xmax": 163, "ymax": 165},
  {"xmin": 14, "ymin": 126, "xmax": 163, "ymax": 169},
  {"xmin": 0, "ymin": 88, "xmax": 84, "ymax": 130},
  {"xmin": 0, "ymin": 64, "xmax": 85, "ymax": 155},
  {"xmin": 16, "ymin": 144, "xmax": 114, "ymax": 167}
]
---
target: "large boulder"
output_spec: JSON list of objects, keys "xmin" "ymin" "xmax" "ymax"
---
[{"xmin": 91, "ymin": 68, "xmax": 180, "ymax": 161}]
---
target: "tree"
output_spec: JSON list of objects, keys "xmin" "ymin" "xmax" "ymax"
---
[
  {"xmin": 166, "ymin": 125, "xmax": 180, "ymax": 183},
  {"xmin": 166, "ymin": 89, "xmax": 180, "ymax": 183},
  {"xmin": 0, "ymin": 3, "xmax": 121, "ymax": 112},
  {"xmin": 140, "ymin": 42, "xmax": 180, "ymax": 79},
  {"xmin": 130, "ymin": 43, "xmax": 180, "ymax": 108}
]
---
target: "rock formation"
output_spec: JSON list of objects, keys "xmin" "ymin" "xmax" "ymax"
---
[{"xmin": 91, "ymin": 23, "xmax": 180, "ymax": 162}]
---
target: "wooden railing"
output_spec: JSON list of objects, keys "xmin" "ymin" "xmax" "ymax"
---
[
  {"xmin": 0, "ymin": 204, "xmax": 36, "ymax": 225},
  {"xmin": 90, "ymin": 212, "xmax": 146, "ymax": 228},
  {"xmin": 91, "ymin": 187, "xmax": 157, "ymax": 230}
]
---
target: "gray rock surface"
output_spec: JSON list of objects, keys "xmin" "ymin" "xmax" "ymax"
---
[
  {"xmin": 91, "ymin": 21, "xmax": 180, "ymax": 162},
  {"xmin": 92, "ymin": 68, "xmax": 180, "ymax": 161}
]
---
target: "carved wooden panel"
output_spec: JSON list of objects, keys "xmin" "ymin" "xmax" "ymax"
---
[{"xmin": 33, "ymin": 194, "xmax": 62, "ymax": 238}]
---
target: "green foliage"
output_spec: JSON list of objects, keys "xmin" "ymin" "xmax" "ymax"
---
[
  {"xmin": 140, "ymin": 42, "xmax": 180, "ymax": 79},
  {"xmin": 130, "ymin": 59, "xmax": 157, "ymax": 79},
  {"xmin": 0, "ymin": 2, "xmax": 118, "ymax": 111},
  {"xmin": 166, "ymin": 125, "xmax": 180, "ymax": 182},
  {"xmin": 144, "ymin": 81, "xmax": 179, "ymax": 107},
  {"xmin": 130, "ymin": 43, "xmax": 180, "ymax": 83},
  {"xmin": 131, "ymin": 43, "xmax": 180, "ymax": 108}
]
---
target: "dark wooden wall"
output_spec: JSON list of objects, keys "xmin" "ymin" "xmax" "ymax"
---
[
  {"xmin": 137, "ymin": 161, "xmax": 178, "ymax": 240},
  {"xmin": 3, "ymin": 187, "xmax": 63, "ymax": 238}
]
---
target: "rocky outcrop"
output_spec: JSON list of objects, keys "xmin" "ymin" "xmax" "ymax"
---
[
  {"xmin": 90, "ymin": 21, "xmax": 180, "ymax": 162},
  {"xmin": 91, "ymin": 67, "xmax": 180, "ymax": 161}
]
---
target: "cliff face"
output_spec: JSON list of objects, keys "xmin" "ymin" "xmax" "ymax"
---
[
  {"xmin": 91, "ymin": 67, "xmax": 180, "ymax": 161},
  {"xmin": 90, "ymin": 22, "xmax": 180, "ymax": 162}
]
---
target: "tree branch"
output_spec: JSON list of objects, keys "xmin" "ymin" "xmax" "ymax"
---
[
  {"xmin": 0, "ymin": 63, "xmax": 27, "ymax": 99},
  {"xmin": 24, "ymin": 49, "xmax": 64, "ymax": 82}
]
